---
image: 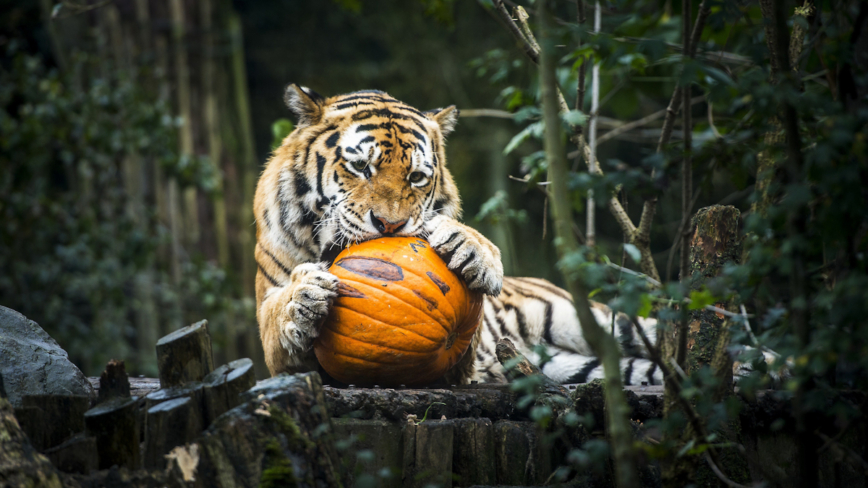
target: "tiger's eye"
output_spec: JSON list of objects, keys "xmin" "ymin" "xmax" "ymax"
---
[
  {"xmin": 352, "ymin": 160, "xmax": 367, "ymax": 171},
  {"xmin": 408, "ymin": 172, "xmax": 425, "ymax": 183}
]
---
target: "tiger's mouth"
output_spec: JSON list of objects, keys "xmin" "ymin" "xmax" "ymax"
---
[
  {"xmin": 323, "ymin": 219, "xmax": 428, "ymax": 266},
  {"xmin": 321, "ymin": 243, "xmax": 344, "ymax": 267}
]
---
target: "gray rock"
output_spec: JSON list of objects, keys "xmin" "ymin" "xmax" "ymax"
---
[{"xmin": 0, "ymin": 306, "xmax": 94, "ymax": 407}]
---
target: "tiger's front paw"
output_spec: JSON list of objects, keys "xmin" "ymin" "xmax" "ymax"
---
[
  {"xmin": 426, "ymin": 216, "xmax": 503, "ymax": 296},
  {"xmin": 278, "ymin": 263, "xmax": 339, "ymax": 353}
]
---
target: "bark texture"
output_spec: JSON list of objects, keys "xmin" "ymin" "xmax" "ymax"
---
[{"xmin": 663, "ymin": 205, "xmax": 750, "ymax": 487}]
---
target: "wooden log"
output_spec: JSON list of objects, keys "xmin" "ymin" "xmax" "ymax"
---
[
  {"xmin": 42, "ymin": 433, "xmax": 97, "ymax": 474},
  {"xmin": 144, "ymin": 396, "xmax": 202, "ymax": 468},
  {"xmin": 202, "ymin": 358, "xmax": 255, "ymax": 425},
  {"xmin": 84, "ymin": 396, "xmax": 141, "ymax": 470},
  {"xmin": 12, "ymin": 406, "xmax": 44, "ymax": 450},
  {"xmin": 182, "ymin": 372, "xmax": 341, "ymax": 487},
  {"xmin": 143, "ymin": 383, "xmax": 204, "ymax": 412},
  {"xmin": 495, "ymin": 338, "xmax": 543, "ymax": 379},
  {"xmin": 98, "ymin": 359, "xmax": 131, "ymax": 402},
  {"xmin": 493, "ymin": 420, "xmax": 552, "ymax": 485},
  {"xmin": 143, "ymin": 383, "xmax": 205, "ymax": 451},
  {"xmin": 155, "ymin": 320, "xmax": 214, "ymax": 388},
  {"xmin": 452, "ymin": 417, "xmax": 496, "ymax": 486},
  {"xmin": 494, "ymin": 338, "xmax": 568, "ymax": 397},
  {"xmin": 402, "ymin": 420, "xmax": 454, "ymax": 488},
  {"xmin": 18, "ymin": 395, "xmax": 89, "ymax": 451}
]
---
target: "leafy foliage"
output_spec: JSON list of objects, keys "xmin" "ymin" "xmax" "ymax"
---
[
  {"xmin": 0, "ymin": 45, "xmax": 246, "ymax": 375},
  {"xmin": 474, "ymin": 0, "xmax": 868, "ymax": 482}
]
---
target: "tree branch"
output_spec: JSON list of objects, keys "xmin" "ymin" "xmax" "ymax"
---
[
  {"xmin": 538, "ymin": 1, "xmax": 639, "ymax": 485},
  {"xmin": 487, "ymin": 0, "xmax": 662, "ymax": 282},
  {"xmin": 595, "ymin": 96, "xmax": 704, "ymax": 146},
  {"xmin": 491, "ymin": 0, "xmax": 539, "ymax": 65},
  {"xmin": 636, "ymin": 0, "xmax": 710, "ymax": 250}
]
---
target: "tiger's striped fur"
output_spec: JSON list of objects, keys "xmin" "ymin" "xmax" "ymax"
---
[{"xmin": 254, "ymin": 85, "xmax": 664, "ymax": 385}]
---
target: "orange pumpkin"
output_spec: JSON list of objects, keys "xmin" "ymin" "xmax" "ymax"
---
[{"xmin": 313, "ymin": 237, "xmax": 483, "ymax": 387}]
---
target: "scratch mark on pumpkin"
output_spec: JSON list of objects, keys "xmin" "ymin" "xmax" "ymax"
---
[
  {"xmin": 337, "ymin": 282, "xmax": 367, "ymax": 298},
  {"xmin": 337, "ymin": 256, "xmax": 404, "ymax": 281},
  {"xmin": 426, "ymin": 271, "xmax": 451, "ymax": 296}
]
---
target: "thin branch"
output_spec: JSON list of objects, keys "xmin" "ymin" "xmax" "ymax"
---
[
  {"xmin": 636, "ymin": 0, "xmax": 710, "ymax": 246},
  {"xmin": 491, "ymin": 0, "xmax": 539, "ymax": 65},
  {"xmin": 665, "ymin": 185, "xmax": 702, "ymax": 282},
  {"xmin": 458, "ymin": 108, "xmax": 517, "ymax": 119},
  {"xmin": 487, "ymin": 0, "xmax": 659, "ymax": 281},
  {"xmin": 708, "ymin": 101, "xmax": 723, "ymax": 138},
  {"xmin": 816, "ymin": 432, "xmax": 868, "ymax": 476},
  {"xmin": 594, "ymin": 96, "xmax": 704, "ymax": 146},
  {"xmin": 602, "ymin": 260, "xmax": 754, "ymax": 319},
  {"xmin": 514, "ymin": 7, "xmax": 541, "ymax": 54},
  {"xmin": 586, "ymin": 0, "xmax": 601, "ymax": 247},
  {"xmin": 704, "ymin": 453, "xmax": 751, "ymax": 488},
  {"xmin": 52, "ymin": 0, "xmax": 115, "ymax": 19},
  {"xmin": 539, "ymin": 1, "xmax": 641, "ymax": 485}
]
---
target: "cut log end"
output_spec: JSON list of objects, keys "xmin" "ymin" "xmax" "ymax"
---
[{"xmin": 155, "ymin": 320, "xmax": 215, "ymax": 388}]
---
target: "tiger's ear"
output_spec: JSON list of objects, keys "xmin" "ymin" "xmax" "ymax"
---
[
  {"xmin": 284, "ymin": 84, "xmax": 325, "ymax": 127},
  {"xmin": 425, "ymin": 106, "xmax": 459, "ymax": 137}
]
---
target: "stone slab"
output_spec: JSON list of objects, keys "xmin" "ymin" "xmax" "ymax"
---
[{"xmin": 0, "ymin": 306, "xmax": 94, "ymax": 408}]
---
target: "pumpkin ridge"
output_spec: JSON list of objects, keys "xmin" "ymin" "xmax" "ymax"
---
[
  {"xmin": 324, "ymin": 305, "xmax": 444, "ymax": 346},
  {"xmin": 330, "ymin": 350, "xmax": 430, "ymax": 366},
  {"xmin": 324, "ymin": 325, "xmax": 440, "ymax": 354},
  {"xmin": 335, "ymin": 276, "xmax": 453, "ymax": 335}
]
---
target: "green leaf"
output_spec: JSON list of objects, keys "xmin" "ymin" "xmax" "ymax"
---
[
  {"xmin": 503, "ymin": 121, "xmax": 543, "ymax": 155},
  {"xmin": 416, "ymin": 402, "xmax": 446, "ymax": 424},
  {"xmin": 637, "ymin": 294, "xmax": 653, "ymax": 318},
  {"xmin": 330, "ymin": 0, "xmax": 361, "ymax": 12},
  {"xmin": 623, "ymin": 243, "xmax": 641, "ymax": 263},
  {"xmin": 688, "ymin": 289, "xmax": 716, "ymax": 310},
  {"xmin": 271, "ymin": 118, "xmax": 295, "ymax": 149},
  {"xmin": 699, "ymin": 65, "xmax": 736, "ymax": 87},
  {"xmin": 561, "ymin": 109, "xmax": 587, "ymax": 127}
]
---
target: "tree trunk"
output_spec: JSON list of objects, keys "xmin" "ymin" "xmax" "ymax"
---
[
  {"xmin": 538, "ymin": 1, "xmax": 639, "ymax": 486},
  {"xmin": 662, "ymin": 205, "xmax": 750, "ymax": 487}
]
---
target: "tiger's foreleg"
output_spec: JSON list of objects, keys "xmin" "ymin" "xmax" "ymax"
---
[{"xmin": 257, "ymin": 260, "xmax": 339, "ymax": 376}]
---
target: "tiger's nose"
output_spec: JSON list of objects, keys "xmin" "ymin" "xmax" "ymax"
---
[{"xmin": 370, "ymin": 213, "xmax": 407, "ymax": 234}]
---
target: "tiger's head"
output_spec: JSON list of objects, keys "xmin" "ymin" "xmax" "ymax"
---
[{"xmin": 271, "ymin": 85, "xmax": 462, "ymax": 259}]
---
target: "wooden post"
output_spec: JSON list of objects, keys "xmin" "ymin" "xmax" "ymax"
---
[
  {"xmin": 156, "ymin": 320, "xmax": 215, "ymax": 388},
  {"xmin": 202, "ymin": 358, "xmax": 256, "ymax": 425},
  {"xmin": 17, "ymin": 395, "xmax": 89, "ymax": 451},
  {"xmin": 98, "ymin": 359, "xmax": 131, "ymax": 403},
  {"xmin": 84, "ymin": 397, "xmax": 142, "ymax": 470},
  {"xmin": 144, "ymin": 396, "xmax": 203, "ymax": 468}
]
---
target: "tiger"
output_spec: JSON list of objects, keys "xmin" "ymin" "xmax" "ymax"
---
[{"xmin": 254, "ymin": 84, "xmax": 672, "ymax": 386}]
